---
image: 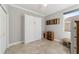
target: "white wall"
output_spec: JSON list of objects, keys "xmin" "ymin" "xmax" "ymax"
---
[
  {"xmin": 6, "ymin": 5, "xmax": 43, "ymax": 45},
  {"xmin": 6, "ymin": 4, "xmax": 79, "ymax": 48},
  {"xmin": 45, "ymin": 12, "xmax": 71, "ymax": 41},
  {"xmin": 45, "ymin": 12, "xmax": 65, "ymax": 41},
  {"xmin": 44, "ymin": 5, "xmax": 79, "ymax": 41}
]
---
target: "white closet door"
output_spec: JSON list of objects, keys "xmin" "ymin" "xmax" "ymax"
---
[
  {"xmin": 24, "ymin": 14, "xmax": 42, "ymax": 44},
  {"xmin": 25, "ymin": 14, "xmax": 34, "ymax": 43},
  {"xmin": 33, "ymin": 17, "xmax": 41, "ymax": 41},
  {"xmin": 0, "ymin": 6, "xmax": 7, "ymax": 53},
  {"xmin": 0, "ymin": 8, "xmax": 3, "ymax": 53}
]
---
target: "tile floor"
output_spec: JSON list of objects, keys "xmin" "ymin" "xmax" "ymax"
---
[{"xmin": 5, "ymin": 39, "xmax": 70, "ymax": 54}]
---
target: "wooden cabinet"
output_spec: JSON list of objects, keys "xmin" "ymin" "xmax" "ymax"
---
[
  {"xmin": 46, "ymin": 18, "xmax": 60, "ymax": 25},
  {"xmin": 75, "ymin": 21, "xmax": 79, "ymax": 54},
  {"xmin": 44, "ymin": 31, "xmax": 54, "ymax": 41}
]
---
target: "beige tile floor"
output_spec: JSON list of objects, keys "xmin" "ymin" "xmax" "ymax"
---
[{"xmin": 5, "ymin": 39, "xmax": 70, "ymax": 54}]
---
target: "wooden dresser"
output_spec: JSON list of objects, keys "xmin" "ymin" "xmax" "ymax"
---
[{"xmin": 44, "ymin": 31, "xmax": 54, "ymax": 41}]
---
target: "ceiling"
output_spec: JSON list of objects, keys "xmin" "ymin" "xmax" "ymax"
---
[{"xmin": 13, "ymin": 4, "xmax": 75, "ymax": 16}]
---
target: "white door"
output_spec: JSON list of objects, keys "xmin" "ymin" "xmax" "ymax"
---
[
  {"xmin": 24, "ymin": 14, "xmax": 42, "ymax": 44},
  {"xmin": 0, "ymin": 6, "xmax": 7, "ymax": 53},
  {"xmin": 25, "ymin": 14, "xmax": 34, "ymax": 43},
  {"xmin": 33, "ymin": 17, "xmax": 42, "ymax": 41}
]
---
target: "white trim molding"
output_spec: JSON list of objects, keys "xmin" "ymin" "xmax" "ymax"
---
[
  {"xmin": 7, "ymin": 4, "xmax": 44, "ymax": 17},
  {"xmin": 55, "ymin": 39, "xmax": 61, "ymax": 43},
  {"xmin": 9, "ymin": 41, "xmax": 23, "ymax": 47}
]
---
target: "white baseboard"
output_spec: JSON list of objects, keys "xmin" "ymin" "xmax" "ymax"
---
[
  {"xmin": 9, "ymin": 41, "xmax": 23, "ymax": 47},
  {"xmin": 55, "ymin": 39, "xmax": 61, "ymax": 43}
]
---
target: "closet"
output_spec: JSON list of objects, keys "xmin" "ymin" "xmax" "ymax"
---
[{"xmin": 24, "ymin": 14, "xmax": 42, "ymax": 44}]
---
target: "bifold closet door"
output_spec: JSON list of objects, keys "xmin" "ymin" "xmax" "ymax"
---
[{"xmin": 24, "ymin": 14, "xmax": 42, "ymax": 44}]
